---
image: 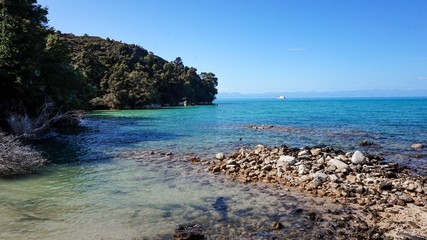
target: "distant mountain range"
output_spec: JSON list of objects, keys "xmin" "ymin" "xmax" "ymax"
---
[{"xmin": 217, "ymin": 89, "xmax": 427, "ymax": 99}]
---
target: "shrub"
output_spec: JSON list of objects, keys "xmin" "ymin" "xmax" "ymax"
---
[{"xmin": 0, "ymin": 132, "xmax": 47, "ymax": 177}]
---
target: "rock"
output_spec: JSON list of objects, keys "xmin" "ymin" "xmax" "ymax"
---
[
  {"xmin": 396, "ymin": 199, "xmax": 406, "ymax": 206},
  {"xmin": 312, "ymin": 171, "xmax": 328, "ymax": 181},
  {"xmin": 310, "ymin": 148, "xmax": 322, "ymax": 156},
  {"xmin": 346, "ymin": 175, "xmax": 356, "ymax": 182},
  {"xmin": 261, "ymin": 165, "xmax": 272, "ymax": 171},
  {"xmin": 255, "ymin": 144, "xmax": 265, "ymax": 149},
  {"xmin": 379, "ymin": 181, "xmax": 393, "ymax": 191},
  {"xmin": 414, "ymin": 200, "xmax": 425, "ymax": 206},
  {"xmin": 298, "ymin": 150, "xmax": 310, "ymax": 158},
  {"xmin": 317, "ymin": 189, "xmax": 326, "ymax": 196},
  {"xmin": 359, "ymin": 140, "xmax": 375, "ymax": 146},
  {"xmin": 298, "ymin": 165, "xmax": 308, "ymax": 175},
  {"xmin": 406, "ymin": 183, "xmax": 416, "ymax": 192},
  {"xmin": 277, "ymin": 155, "xmax": 296, "ymax": 166},
  {"xmin": 329, "ymin": 174, "xmax": 338, "ymax": 182},
  {"xmin": 399, "ymin": 194, "xmax": 414, "ymax": 203},
  {"xmin": 270, "ymin": 221, "xmax": 283, "ymax": 230},
  {"xmin": 239, "ymin": 176, "xmax": 247, "ymax": 183},
  {"xmin": 174, "ymin": 223, "xmax": 204, "ymax": 240},
  {"xmin": 215, "ymin": 153, "xmax": 225, "ymax": 160},
  {"xmin": 317, "ymin": 157, "xmax": 325, "ymax": 164},
  {"xmin": 328, "ymin": 158, "xmax": 350, "ymax": 171},
  {"xmin": 226, "ymin": 159, "xmax": 237, "ymax": 165},
  {"xmin": 351, "ymin": 151, "xmax": 366, "ymax": 165},
  {"xmin": 411, "ymin": 143, "xmax": 424, "ymax": 149}
]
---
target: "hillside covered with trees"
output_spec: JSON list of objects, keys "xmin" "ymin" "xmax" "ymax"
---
[{"xmin": 61, "ymin": 34, "xmax": 218, "ymax": 109}]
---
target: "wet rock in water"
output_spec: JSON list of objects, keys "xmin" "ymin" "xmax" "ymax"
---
[
  {"xmin": 359, "ymin": 140, "xmax": 375, "ymax": 146},
  {"xmin": 411, "ymin": 143, "xmax": 424, "ymax": 149},
  {"xmin": 215, "ymin": 153, "xmax": 225, "ymax": 160},
  {"xmin": 174, "ymin": 223, "xmax": 205, "ymax": 240},
  {"xmin": 351, "ymin": 151, "xmax": 366, "ymax": 165},
  {"xmin": 270, "ymin": 221, "xmax": 283, "ymax": 230}
]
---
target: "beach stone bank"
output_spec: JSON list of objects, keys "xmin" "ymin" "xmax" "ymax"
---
[{"xmin": 209, "ymin": 145, "xmax": 427, "ymax": 208}]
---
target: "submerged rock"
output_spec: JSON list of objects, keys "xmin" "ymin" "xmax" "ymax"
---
[
  {"xmin": 411, "ymin": 143, "xmax": 424, "ymax": 149},
  {"xmin": 359, "ymin": 140, "xmax": 375, "ymax": 146},
  {"xmin": 174, "ymin": 223, "xmax": 205, "ymax": 240}
]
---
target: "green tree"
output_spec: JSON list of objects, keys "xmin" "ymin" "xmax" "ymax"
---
[
  {"xmin": 0, "ymin": 0, "xmax": 48, "ymax": 114},
  {"xmin": 0, "ymin": 0, "xmax": 94, "ymax": 132}
]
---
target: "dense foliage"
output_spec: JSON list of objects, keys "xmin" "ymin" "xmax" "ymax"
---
[
  {"xmin": 61, "ymin": 34, "xmax": 218, "ymax": 109},
  {"xmin": 0, "ymin": 0, "xmax": 93, "ymax": 122}
]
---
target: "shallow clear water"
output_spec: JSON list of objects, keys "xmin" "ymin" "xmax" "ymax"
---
[{"xmin": 1, "ymin": 98, "xmax": 426, "ymax": 239}]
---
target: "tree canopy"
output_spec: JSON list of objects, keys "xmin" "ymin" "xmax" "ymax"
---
[
  {"xmin": 0, "ymin": 0, "xmax": 93, "ymax": 122},
  {"xmin": 61, "ymin": 34, "xmax": 218, "ymax": 109}
]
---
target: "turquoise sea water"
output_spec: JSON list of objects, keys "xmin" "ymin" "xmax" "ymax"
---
[
  {"xmin": 82, "ymin": 97, "xmax": 427, "ymax": 167},
  {"xmin": 1, "ymin": 98, "xmax": 426, "ymax": 239}
]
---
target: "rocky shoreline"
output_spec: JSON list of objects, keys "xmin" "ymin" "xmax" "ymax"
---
[{"xmin": 205, "ymin": 145, "xmax": 427, "ymax": 239}]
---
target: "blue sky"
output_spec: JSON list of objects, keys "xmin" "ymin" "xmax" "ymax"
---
[{"xmin": 38, "ymin": 0, "xmax": 427, "ymax": 94}]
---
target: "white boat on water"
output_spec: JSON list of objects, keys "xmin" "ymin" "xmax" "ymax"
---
[{"xmin": 277, "ymin": 96, "xmax": 286, "ymax": 99}]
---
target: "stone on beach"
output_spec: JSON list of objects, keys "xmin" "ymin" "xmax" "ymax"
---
[
  {"xmin": 278, "ymin": 155, "xmax": 296, "ymax": 166},
  {"xmin": 202, "ymin": 144, "xmax": 427, "ymax": 239},
  {"xmin": 327, "ymin": 158, "xmax": 349, "ymax": 171},
  {"xmin": 215, "ymin": 152, "xmax": 225, "ymax": 160},
  {"xmin": 351, "ymin": 151, "xmax": 366, "ymax": 164}
]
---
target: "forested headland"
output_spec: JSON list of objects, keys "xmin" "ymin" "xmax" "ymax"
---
[
  {"xmin": 0, "ymin": 0, "xmax": 218, "ymax": 134},
  {"xmin": 0, "ymin": 0, "xmax": 218, "ymax": 176},
  {"xmin": 61, "ymin": 34, "xmax": 218, "ymax": 109}
]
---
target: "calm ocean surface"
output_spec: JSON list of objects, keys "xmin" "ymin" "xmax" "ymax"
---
[{"xmin": 1, "ymin": 98, "xmax": 426, "ymax": 239}]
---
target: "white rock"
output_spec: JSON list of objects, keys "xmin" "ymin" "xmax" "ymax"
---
[
  {"xmin": 298, "ymin": 150, "xmax": 310, "ymax": 159},
  {"xmin": 298, "ymin": 165, "xmax": 308, "ymax": 175},
  {"xmin": 328, "ymin": 158, "xmax": 350, "ymax": 171},
  {"xmin": 310, "ymin": 148, "xmax": 322, "ymax": 156},
  {"xmin": 277, "ymin": 155, "xmax": 296, "ymax": 166},
  {"xmin": 215, "ymin": 152, "xmax": 225, "ymax": 160},
  {"xmin": 411, "ymin": 143, "xmax": 424, "ymax": 149},
  {"xmin": 336, "ymin": 155, "xmax": 348, "ymax": 161},
  {"xmin": 256, "ymin": 144, "xmax": 265, "ymax": 149},
  {"xmin": 226, "ymin": 159, "xmax": 237, "ymax": 165},
  {"xmin": 329, "ymin": 174, "xmax": 338, "ymax": 182},
  {"xmin": 317, "ymin": 157, "xmax": 325, "ymax": 164},
  {"xmin": 351, "ymin": 151, "xmax": 366, "ymax": 164}
]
